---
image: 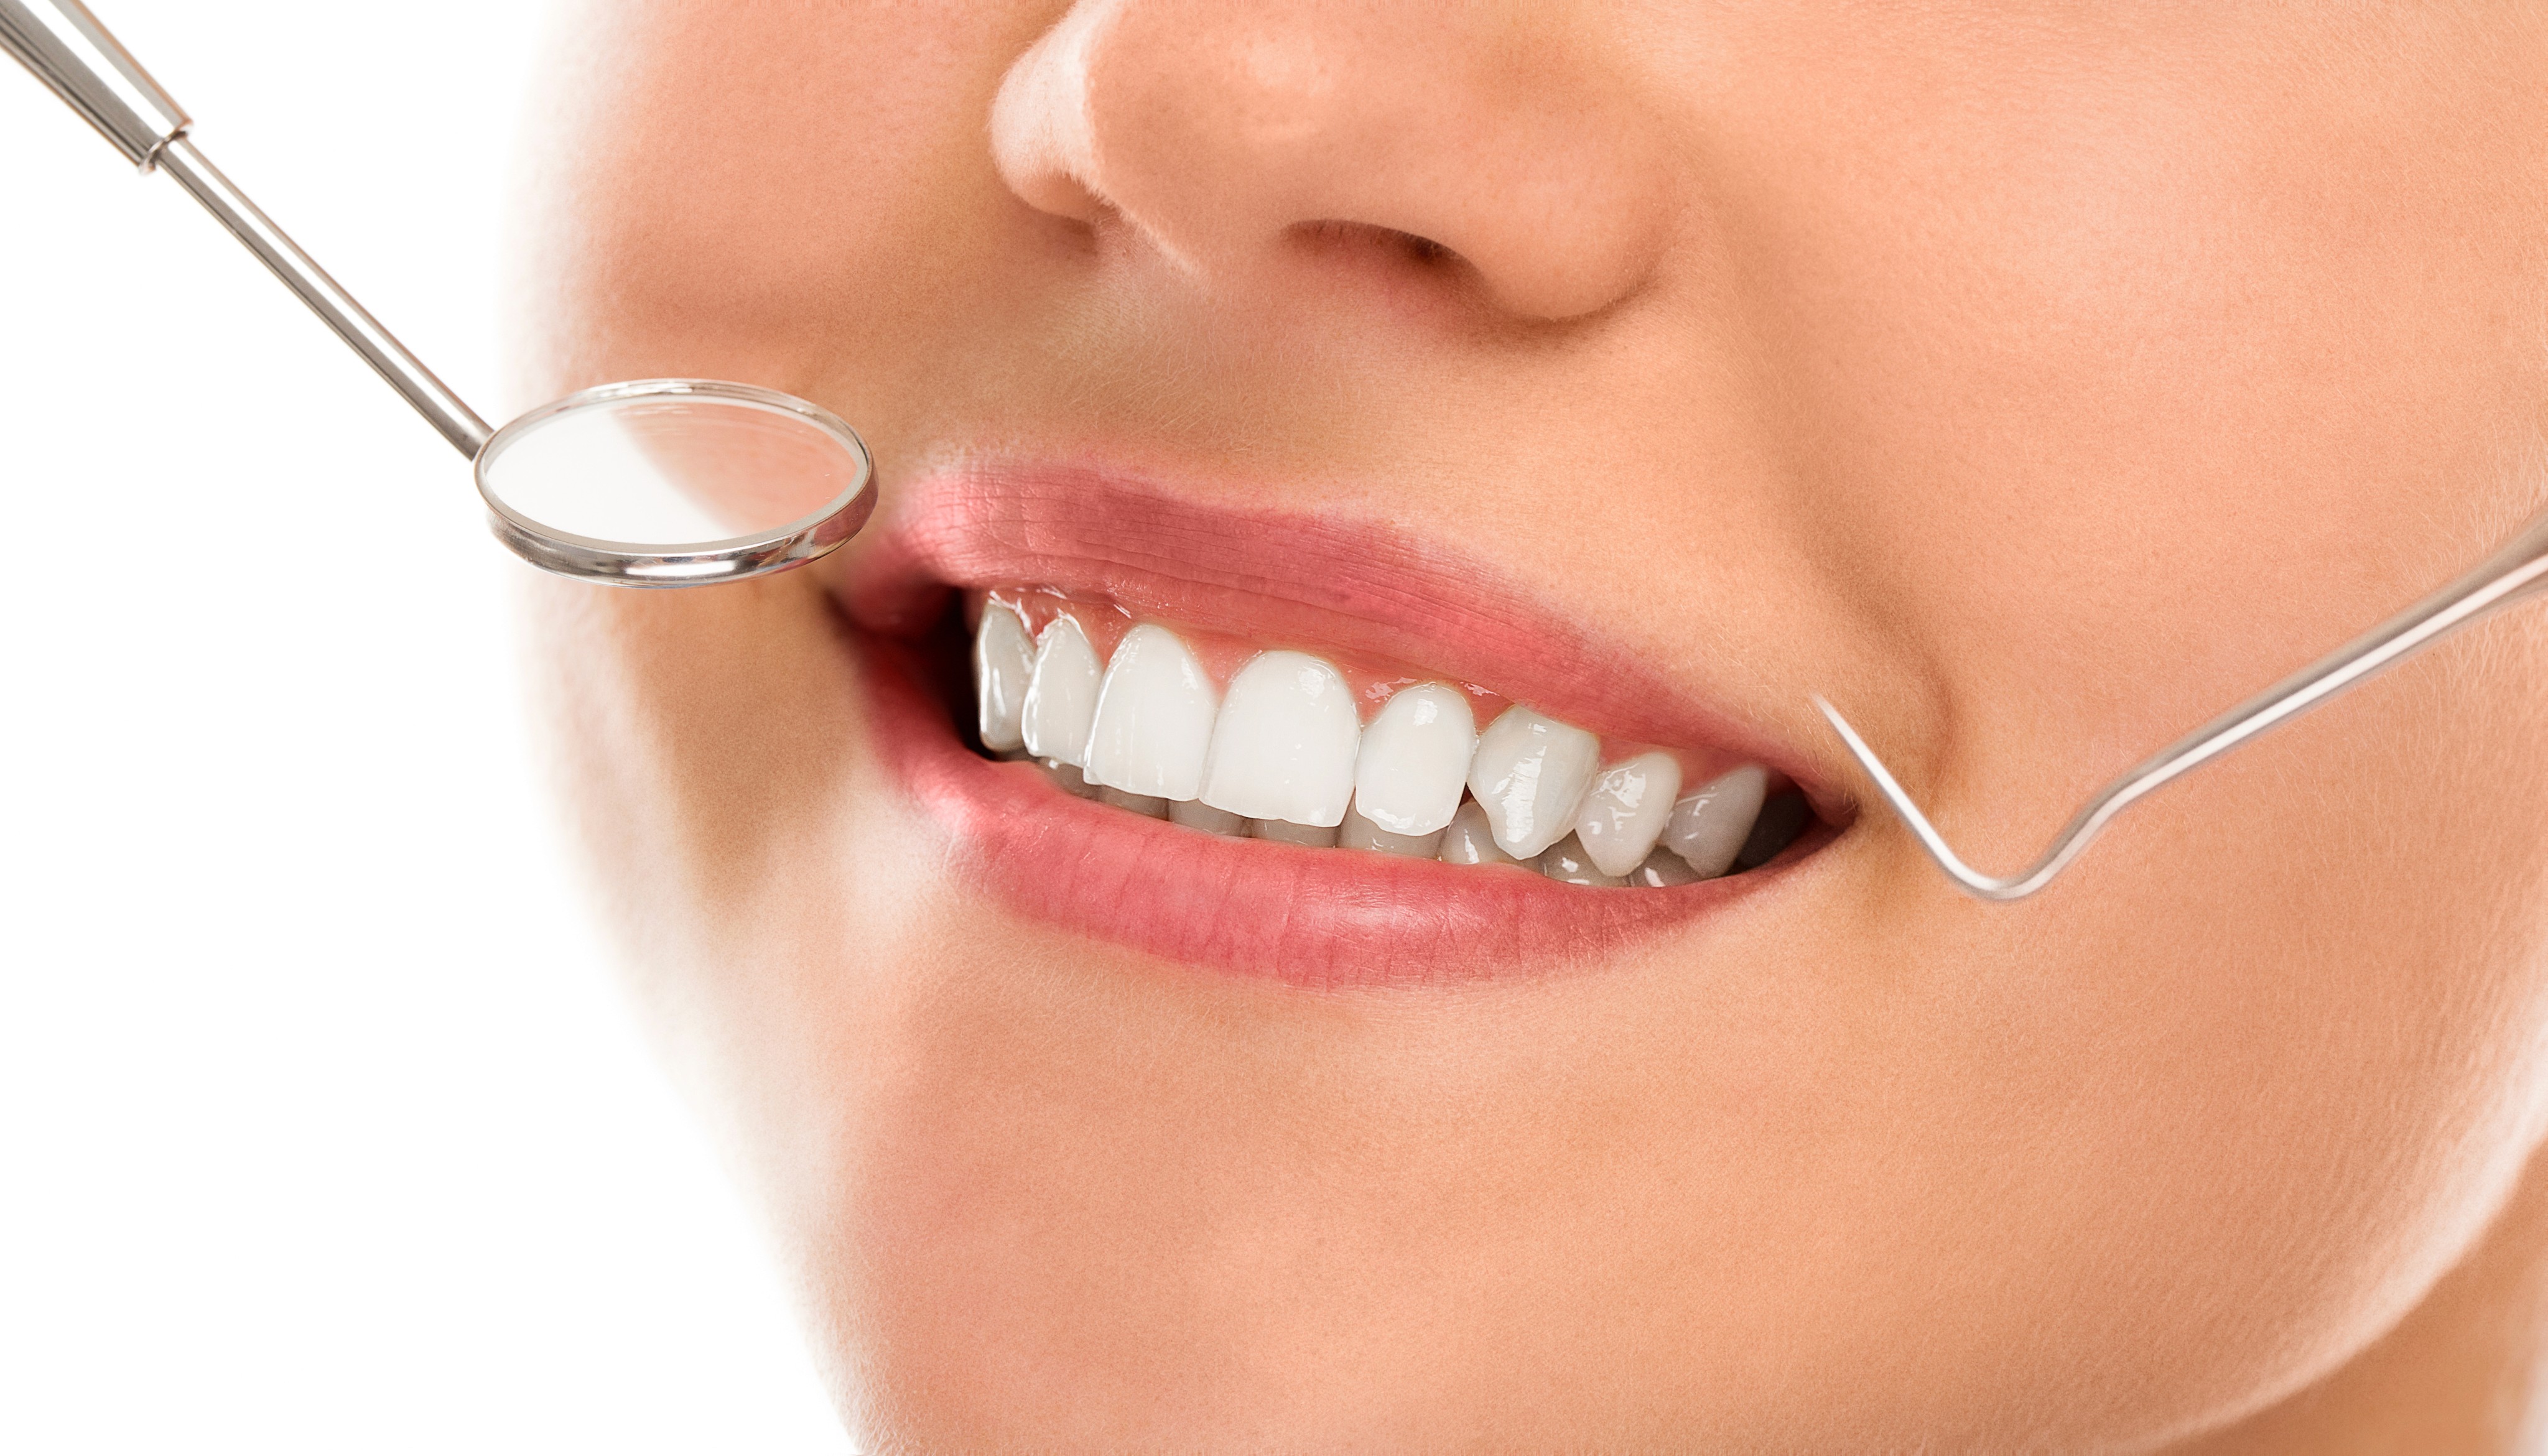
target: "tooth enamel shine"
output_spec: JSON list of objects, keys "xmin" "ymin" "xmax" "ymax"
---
[
  {"xmin": 1351, "ymin": 682, "xmax": 1477, "ymax": 837},
  {"xmin": 1660, "ymin": 764, "xmax": 1769, "ymax": 879},
  {"xmin": 1467, "ymin": 706, "xmax": 1602, "ymax": 859},
  {"xmin": 1572, "ymin": 751, "xmax": 1682, "ymax": 878},
  {"xmin": 973, "ymin": 603, "xmax": 1035, "ymax": 753},
  {"xmin": 1630, "ymin": 849, "xmax": 1701, "ymax": 888},
  {"xmin": 971, "ymin": 587, "xmax": 1808, "ymax": 891},
  {"xmin": 1536, "ymin": 834, "xmax": 1626, "ymax": 888},
  {"xmin": 1199, "ymin": 651, "xmax": 1361, "ymax": 828},
  {"xmin": 1020, "ymin": 614, "xmax": 1104, "ymax": 767},
  {"xmin": 1082, "ymin": 623, "xmax": 1219, "ymax": 802}
]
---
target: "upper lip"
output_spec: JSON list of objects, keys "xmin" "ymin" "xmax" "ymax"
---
[{"xmin": 835, "ymin": 455, "xmax": 1831, "ymax": 797}]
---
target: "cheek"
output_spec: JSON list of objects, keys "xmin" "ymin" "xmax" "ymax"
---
[
  {"xmin": 1702, "ymin": 7, "xmax": 2548, "ymax": 795},
  {"xmin": 519, "ymin": 0, "xmax": 1062, "ymax": 397},
  {"xmin": 1899, "ymin": 620, "xmax": 2548, "ymax": 1434}
]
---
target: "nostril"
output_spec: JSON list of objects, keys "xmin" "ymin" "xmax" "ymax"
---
[
  {"xmin": 1290, "ymin": 219, "xmax": 1474, "ymax": 287},
  {"xmin": 995, "ymin": 2, "xmax": 1669, "ymax": 323},
  {"xmin": 1402, "ymin": 234, "xmax": 1454, "ymax": 266}
]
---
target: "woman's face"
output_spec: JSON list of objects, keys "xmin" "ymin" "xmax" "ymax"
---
[{"xmin": 516, "ymin": 2, "xmax": 2548, "ymax": 1447}]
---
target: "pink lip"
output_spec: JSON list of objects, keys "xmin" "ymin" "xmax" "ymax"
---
[{"xmin": 836, "ymin": 461, "xmax": 1838, "ymax": 985}]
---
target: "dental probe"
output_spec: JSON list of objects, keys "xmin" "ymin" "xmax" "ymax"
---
[{"xmin": 1818, "ymin": 506, "xmax": 2548, "ymax": 901}]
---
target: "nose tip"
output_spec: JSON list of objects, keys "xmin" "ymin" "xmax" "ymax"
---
[{"xmin": 991, "ymin": 0, "xmax": 1675, "ymax": 322}]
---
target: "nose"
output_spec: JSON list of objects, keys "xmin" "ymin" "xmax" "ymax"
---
[{"xmin": 991, "ymin": 0, "xmax": 1675, "ymax": 322}]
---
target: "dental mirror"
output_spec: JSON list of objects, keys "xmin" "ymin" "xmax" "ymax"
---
[{"xmin": 3, "ymin": 0, "xmax": 875, "ymax": 587}]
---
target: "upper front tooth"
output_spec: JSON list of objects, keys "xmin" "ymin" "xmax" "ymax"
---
[
  {"xmin": 1082, "ymin": 623, "xmax": 1218, "ymax": 801},
  {"xmin": 973, "ymin": 603, "xmax": 1035, "ymax": 753},
  {"xmin": 1571, "ymin": 751, "xmax": 1682, "ymax": 877},
  {"xmin": 1350, "ymin": 682, "xmax": 1476, "ymax": 837},
  {"xmin": 1660, "ymin": 764, "xmax": 1769, "ymax": 878},
  {"xmin": 1198, "ymin": 651, "xmax": 1361, "ymax": 828},
  {"xmin": 1467, "ymin": 706, "xmax": 1601, "ymax": 859},
  {"xmin": 1019, "ymin": 614, "xmax": 1103, "ymax": 767}
]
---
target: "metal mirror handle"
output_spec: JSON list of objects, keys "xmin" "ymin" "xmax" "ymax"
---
[
  {"xmin": 1, "ymin": 0, "xmax": 494, "ymax": 456},
  {"xmin": 0, "ymin": 0, "xmax": 186, "ymax": 167}
]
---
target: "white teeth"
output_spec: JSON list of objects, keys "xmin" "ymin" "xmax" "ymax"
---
[
  {"xmin": 980, "ymin": 593, "xmax": 1798, "ymax": 888},
  {"xmin": 1250, "ymin": 817, "xmax": 1339, "ymax": 847},
  {"xmin": 1349, "ymin": 682, "xmax": 1477, "ymax": 837},
  {"xmin": 1571, "ymin": 751, "xmax": 1682, "ymax": 878},
  {"xmin": 1082, "ymin": 623, "xmax": 1219, "ymax": 801},
  {"xmin": 1629, "ymin": 850, "xmax": 1699, "ymax": 888},
  {"xmin": 1097, "ymin": 786, "xmax": 1169, "ymax": 818},
  {"xmin": 1199, "ymin": 651, "xmax": 1361, "ymax": 828},
  {"xmin": 1020, "ymin": 615, "xmax": 1104, "ymax": 767},
  {"xmin": 1170, "ymin": 797, "xmax": 1248, "ymax": 836},
  {"xmin": 1436, "ymin": 800, "xmax": 1519, "ymax": 866},
  {"xmin": 1535, "ymin": 835, "xmax": 1625, "ymax": 888},
  {"xmin": 1337, "ymin": 804, "xmax": 1444, "ymax": 858},
  {"xmin": 1660, "ymin": 764, "xmax": 1769, "ymax": 879},
  {"xmin": 974, "ymin": 603, "xmax": 1036, "ymax": 753},
  {"xmin": 1467, "ymin": 707, "xmax": 1602, "ymax": 860}
]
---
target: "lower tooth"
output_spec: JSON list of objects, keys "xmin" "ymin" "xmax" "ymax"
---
[
  {"xmin": 1535, "ymin": 834, "xmax": 1626, "ymax": 888},
  {"xmin": 1170, "ymin": 798, "xmax": 1248, "ymax": 836},
  {"xmin": 1097, "ymin": 786, "xmax": 1169, "ymax": 818},
  {"xmin": 1337, "ymin": 805, "xmax": 1444, "ymax": 857},
  {"xmin": 1436, "ymin": 800, "xmax": 1520, "ymax": 866},
  {"xmin": 1250, "ymin": 817, "xmax": 1339, "ymax": 848},
  {"xmin": 1038, "ymin": 757, "xmax": 1100, "ymax": 799},
  {"xmin": 1660, "ymin": 764, "xmax": 1769, "ymax": 879},
  {"xmin": 1629, "ymin": 850, "xmax": 1699, "ymax": 888}
]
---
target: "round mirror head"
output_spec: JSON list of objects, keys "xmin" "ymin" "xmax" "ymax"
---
[{"xmin": 474, "ymin": 379, "xmax": 876, "ymax": 587}]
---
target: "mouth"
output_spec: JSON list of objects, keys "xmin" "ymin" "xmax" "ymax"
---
[{"xmin": 837, "ymin": 461, "xmax": 1844, "ymax": 986}]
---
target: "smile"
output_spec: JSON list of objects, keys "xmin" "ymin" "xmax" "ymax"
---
[
  {"xmin": 839, "ymin": 461, "xmax": 1844, "ymax": 984},
  {"xmin": 972, "ymin": 587, "xmax": 1812, "ymax": 885}
]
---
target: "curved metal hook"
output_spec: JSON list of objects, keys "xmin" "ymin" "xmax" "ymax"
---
[{"xmin": 1819, "ymin": 509, "xmax": 2548, "ymax": 902}]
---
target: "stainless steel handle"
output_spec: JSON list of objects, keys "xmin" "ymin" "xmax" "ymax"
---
[
  {"xmin": 154, "ymin": 136, "xmax": 493, "ymax": 457},
  {"xmin": 2, "ymin": 0, "xmax": 493, "ymax": 457},
  {"xmin": 0, "ymin": 0, "xmax": 187, "ymax": 168}
]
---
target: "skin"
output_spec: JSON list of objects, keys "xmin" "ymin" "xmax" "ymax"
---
[{"xmin": 510, "ymin": 2, "xmax": 2548, "ymax": 1449}]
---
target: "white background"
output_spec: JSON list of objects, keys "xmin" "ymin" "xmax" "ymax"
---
[{"xmin": 0, "ymin": 4, "xmax": 847, "ymax": 1450}]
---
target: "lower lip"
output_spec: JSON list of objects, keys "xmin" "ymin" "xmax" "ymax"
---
[{"xmin": 852, "ymin": 628, "xmax": 1826, "ymax": 988}]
